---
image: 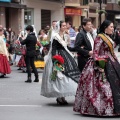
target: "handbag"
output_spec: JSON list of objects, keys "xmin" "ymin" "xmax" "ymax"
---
[{"xmin": 15, "ymin": 45, "xmax": 26, "ymax": 55}]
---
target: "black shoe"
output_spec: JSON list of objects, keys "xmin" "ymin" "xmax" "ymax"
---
[
  {"xmin": 17, "ymin": 68, "xmax": 22, "ymax": 70},
  {"xmin": 56, "ymin": 98, "xmax": 64, "ymax": 105},
  {"xmin": 61, "ymin": 97, "xmax": 68, "ymax": 105},
  {"xmin": 34, "ymin": 78, "xmax": 39, "ymax": 82},
  {"xmin": 0, "ymin": 74, "xmax": 6, "ymax": 78},
  {"xmin": 10, "ymin": 63, "xmax": 13, "ymax": 66},
  {"xmin": 25, "ymin": 80, "xmax": 32, "ymax": 83}
]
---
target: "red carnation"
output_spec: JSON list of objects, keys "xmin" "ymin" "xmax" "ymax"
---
[
  {"xmin": 52, "ymin": 55, "xmax": 64, "ymax": 64},
  {"xmin": 6, "ymin": 43, "xmax": 10, "ymax": 47},
  {"xmin": 96, "ymin": 58, "xmax": 107, "ymax": 62}
]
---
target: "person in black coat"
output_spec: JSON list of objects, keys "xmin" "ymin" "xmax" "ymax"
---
[
  {"xmin": 20, "ymin": 25, "xmax": 39, "ymax": 83},
  {"xmin": 114, "ymin": 27, "xmax": 120, "ymax": 51},
  {"xmin": 74, "ymin": 18, "xmax": 94, "ymax": 72}
]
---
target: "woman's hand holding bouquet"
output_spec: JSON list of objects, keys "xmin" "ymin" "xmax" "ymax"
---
[
  {"xmin": 95, "ymin": 58, "xmax": 107, "ymax": 82},
  {"xmin": 51, "ymin": 55, "xmax": 64, "ymax": 81}
]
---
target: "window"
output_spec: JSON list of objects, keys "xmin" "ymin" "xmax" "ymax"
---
[
  {"xmin": 24, "ymin": 8, "xmax": 34, "ymax": 28},
  {"xmin": 41, "ymin": 9, "xmax": 51, "ymax": 29},
  {"xmin": 94, "ymin": 0, "xmax": 98, "ymax": 2},
  {"xmin": 108, "ymin": 0, "xmax": 118, "ymax": 3},
  {"xmin": 94, "ymin": 0, "xmax": 107, "ymax": 4},
  {"xmin": 65, "ymin": 0, "xmax": 80, "ymax": 4},
  {"xmin": 103, "ymin": 0, "xmax": 107, "ymax": 4},
  {"xmin": 80, "ymin": 0, "xmax": 89, "ymax": 5},
  {"xmin": 83, "ymin": 0, "xmax": 88, "ymax": 5}
]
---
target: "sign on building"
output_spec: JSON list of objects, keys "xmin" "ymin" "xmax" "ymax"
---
[{"xmin": 0, "ymin": 0, "xmax": 11, "ymax": 2}]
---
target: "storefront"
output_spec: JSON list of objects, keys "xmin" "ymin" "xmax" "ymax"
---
[
  {"xmin": 21, "ymin": 0, "xmax": 64, "ymax": 34},
  {"xmin": 0, "ymin": 0, "xmax": 64, "ymax": 34},
  {"xmin": 64, "ymin": 7, "xmax": 82, "ymax": 27},
  {"xmin": 64, "ymin": 0, "xmax": 83, "ymax": 27},
  {"xmin": 0, "ymin": 0, "xmax": 26, "ymax": 34}
]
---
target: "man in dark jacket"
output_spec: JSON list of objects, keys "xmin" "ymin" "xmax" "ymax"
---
[
  {"xmin": 74, "ymin": 18, "xmax": 94, "ymax": 72},
  {"xmin": 20, "ymin": 25, "xmax": 39, "ymax": 83},
  {"xmin": 114, "ymin": 27, "xmax": 120, "ymax": 51}
]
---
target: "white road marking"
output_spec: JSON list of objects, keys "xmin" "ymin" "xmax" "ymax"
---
[{"xmin": 0, "ymin": 105, "xmax": 42, "ymax": 107}]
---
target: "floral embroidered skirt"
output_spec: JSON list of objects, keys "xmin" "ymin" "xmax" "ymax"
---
[{"xmin": 73, "ymin": 58, "xmax": 120, "ymax": 116}]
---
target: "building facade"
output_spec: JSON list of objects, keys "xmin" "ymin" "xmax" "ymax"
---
[
  {"xmin": 21, "ymin": 0, "xmax": 64, "ymax": 33},
  {"xmin": 0, "ymin": 0, "xmax": 108, "ymax": 34},
  {"xmin": 0, "ymin": 0, "xmax": 26, "ymax": 34},
  {"xmin": 64, "ymin": 0, "xmax": 107, "ymax": 28},
  {"xmin": 106, "ymin": 0, "xmax": 120, "ymax": 27},
  {"xmin": 0, "ymin": 0, "xmax": 64, "ymax": 34}
]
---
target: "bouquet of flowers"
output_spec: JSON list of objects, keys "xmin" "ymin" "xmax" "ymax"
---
[
  {"xmin": 96, "ymin": 58, "xmax": 107, "ymax": 82},
  {"xmin": 41, "ymin": 41, "xmax": 49, "ymax": 46},
  {"xmin": 51, "ymin": 55, "xmax": 64, "ymax": 81}
]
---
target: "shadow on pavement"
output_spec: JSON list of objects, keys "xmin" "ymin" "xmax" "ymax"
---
[
  {"xmin": 74, "ymin": 113, "xmax": 120, "ymax": 118},
  {"xmin": 45, "ymin": 102, "xmax": 74, "ymax": 107}
]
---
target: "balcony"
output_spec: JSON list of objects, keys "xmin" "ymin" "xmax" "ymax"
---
[{"xmin": 106, "ymin": 3, "xmax": 120, "ymax": 12}]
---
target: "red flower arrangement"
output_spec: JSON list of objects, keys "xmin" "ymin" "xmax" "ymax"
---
[
  {"xmin": 6, "ymin": 43, "xmax": 10, "ymax": 47},
  {"xmin": 51, "ymin": 55, "xmax": 64, "ymax": 81},
  {"xmin": 52, "ymin": 55, "xmax": 64, "ymax": 64}
]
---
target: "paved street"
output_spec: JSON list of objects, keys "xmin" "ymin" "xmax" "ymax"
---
[{"xmin": 0, "ymin": 47, "xmax": 120, "ymax": 120}]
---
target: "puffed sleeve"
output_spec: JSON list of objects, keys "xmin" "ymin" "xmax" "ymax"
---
[{"xmin": 93, "ymin": 36, "xmax": 108, "ymax": 60}]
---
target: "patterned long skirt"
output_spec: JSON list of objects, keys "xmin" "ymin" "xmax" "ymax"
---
[{"xmin": 73, "ymin": 58, "xmax": 120, "ymax": 116}]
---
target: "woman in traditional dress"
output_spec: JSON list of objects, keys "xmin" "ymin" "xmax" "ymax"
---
[
  {"xmin": 74, "ymin": 20, "xmax": 120, "ymax": 116},
  {"xmin": 7, "ymin": 27, "xmax": 15, "ymax": 65},
  {"xmin": 0, "ymin": 28, "xmax": 11, "ymax": 78},
  {"xmin": 15, "ymin": 31, "xmax": 26, "ymax": 71},
  {"xmin": 41, "ymin": 21, "xmax": 80, "ymax": 105}
]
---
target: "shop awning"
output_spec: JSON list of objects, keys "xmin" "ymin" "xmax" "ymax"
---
[{"xmin": 0, "ymin": 2, "xmax": 26, "ymax": 9}]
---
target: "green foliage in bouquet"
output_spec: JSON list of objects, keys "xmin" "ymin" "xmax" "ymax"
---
[
  {"xmin": 41, "ymin": 41, "xmax": 49, "ymax": 46},
  {"xmin": 51, "ymin": 70, "xmax": 57, "ymax": 81},
  {"xmin": 96, "ymin": 59, "xmax": 107, "ymax": 69},
  {"xmin": 51, "ymin": 55, "xmax": 64, "ymax": 81},
  {"xmin": 96, "ymin": 58, "xmax": 107, "ymax": 83}
]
